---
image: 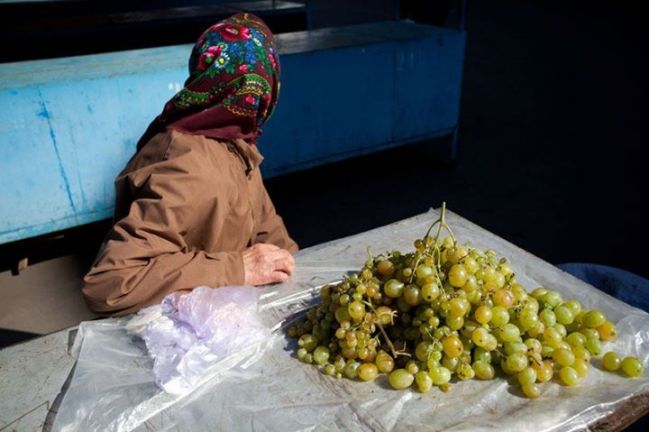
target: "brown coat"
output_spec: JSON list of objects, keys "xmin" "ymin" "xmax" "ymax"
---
[{"xmin": 82, "ymin": 130, "xmax": 298, "ymax": 316}]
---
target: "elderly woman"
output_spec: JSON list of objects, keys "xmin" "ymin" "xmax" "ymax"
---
[{"xmin": 83, "ymin": 13, "xmax": 297, "ymax": 316}]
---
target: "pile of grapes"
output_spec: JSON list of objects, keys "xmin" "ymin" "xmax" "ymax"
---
[{"xmin": 288, "ymin": 204, "xmax": 643, "ymax": 398}]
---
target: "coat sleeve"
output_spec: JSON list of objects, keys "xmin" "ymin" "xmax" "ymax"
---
[
  {"xmin": 253, "ymin": 179, "xmax": 299, "ymax": 253},
  {"xmin": 82, "ymin": 141, "xmax": 245, "ymax": 316}
]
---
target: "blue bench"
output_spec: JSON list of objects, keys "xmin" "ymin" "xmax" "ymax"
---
[{"xmin": 0, "ymin": 21, "xmax": 465, "ymax": 245}]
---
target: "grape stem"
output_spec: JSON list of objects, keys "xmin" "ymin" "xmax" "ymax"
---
[
  {"xmin": 361, "ymin": 299, "xmax": 410, "ymax": 358},
  {"xmin": 424, "ymin": 202, "xmax": 456, "ymax": 244}
]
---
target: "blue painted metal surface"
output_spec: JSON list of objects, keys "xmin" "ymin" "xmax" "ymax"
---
[{"xmin": 0, "ymin": 21, "xmax": 465, "ymax": 244}]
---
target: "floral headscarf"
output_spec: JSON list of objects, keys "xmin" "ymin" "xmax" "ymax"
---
[{"xmin": 137, "ymin": 13, "xmax": 281, "ymax": 150}]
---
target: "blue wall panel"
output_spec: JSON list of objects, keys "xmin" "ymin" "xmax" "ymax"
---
[
  {"xmin": 261, "ymin": 45, "xmax": 395, "ymax": 174},
  {"xmin": 393, "ymin": 33, "xmax": 466, "ymax": 140},
  {"xmin": 0, "ymin": 22, "xmax": 465, "ymax": 244}
]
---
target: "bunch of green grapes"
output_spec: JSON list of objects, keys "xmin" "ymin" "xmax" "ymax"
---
[{"xmin": 288, "ymin": 204, "xmax": 644, "ymax": 398}]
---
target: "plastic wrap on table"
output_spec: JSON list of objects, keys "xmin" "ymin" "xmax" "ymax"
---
[{"xmin": 51, "ymin": 209, "xmax": 649, "ymax": 432}]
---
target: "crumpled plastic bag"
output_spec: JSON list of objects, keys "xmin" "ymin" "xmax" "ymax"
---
[{"xmin": 126, "ymin": 286, "xmax": 271, "ymax": 395}]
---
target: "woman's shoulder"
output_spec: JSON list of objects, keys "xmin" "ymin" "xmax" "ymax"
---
[{"xmin": 127, "ymin": 130, "xmax": 232, "ymax": 172}]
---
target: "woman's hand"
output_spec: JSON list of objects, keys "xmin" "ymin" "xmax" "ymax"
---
[{"xmin": 242, "ymin": 243, "xmax": 295, "ymax": 286}]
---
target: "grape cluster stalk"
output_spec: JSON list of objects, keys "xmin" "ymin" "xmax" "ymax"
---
[{"xmin": 288, "ymin": 203, "xmax": 644, "ymax": 397}]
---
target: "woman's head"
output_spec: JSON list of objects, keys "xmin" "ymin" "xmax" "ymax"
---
[{"xmin": 138, "ymin": 13, "xmax": 281, "ymax": 149}]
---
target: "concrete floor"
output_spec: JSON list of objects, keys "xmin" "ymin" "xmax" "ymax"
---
[{"xmin": 1, "ymin": 0, "xmax": 647, "ymax": 353}]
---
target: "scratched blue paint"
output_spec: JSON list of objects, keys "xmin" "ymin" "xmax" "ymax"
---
[
  {"xmin": 0, "ymin": 22, "xmax": 465, "ymax": 244},
  {"xmin": 37, "ymin": 88, "xmax": 77, "ymax": 212}
]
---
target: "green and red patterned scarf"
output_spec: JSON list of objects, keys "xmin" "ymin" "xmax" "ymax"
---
[{"xmin": 137, "ymin": 12, "xmax": 281, "ymax": 150}]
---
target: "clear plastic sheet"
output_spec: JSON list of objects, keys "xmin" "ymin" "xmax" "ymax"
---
[{"xmin": 51, "ymin": 209, "xmax": 649, "ymax": 432}]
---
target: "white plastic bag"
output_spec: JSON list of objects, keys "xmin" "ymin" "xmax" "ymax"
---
[{"xmin": 127, "ymin": 286, "xmax": 271, "ymax": 395}]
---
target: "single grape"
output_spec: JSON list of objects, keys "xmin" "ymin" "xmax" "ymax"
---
[
  {"xmin": 585, "ymin": 337, "xmax": 603, "ymax": 357},
  {"xmin": 554, "ymin": 306, "xmax": 575, "ymax": 325},
  {"xmin": 522, "ymin": 383, "xmax": 541, "ymax": 399},
  {"xmin": 463, "ymin": 257, "xmax": 480, "ymax": 274},
  {"xmin": 375, "ymin": 351, "xmax": 395, "ymax": 373},
  {"xmin": 377, "ymin": 260, "xmax": 395, "ymax": 277},
  {"xmin": 517, "ymin": 367, "xmax": 537, "ymax": 386},
  {"xmin": 405, "ymin": 360, "xmax": 420, "ymax": 374},
  {"xmin": 335, "ymin": 306, "xmax": 351, "ymax": 324},
  {"xmin": 357, "ymin": 363, "xmax": 379, "ymax": 381},
  {"xmin": 573, "ymin": 345, "xmax": 591, "ymax": 363},
  {"xmin": 498, "ymin": 323, "xmax": 521, "ymax": 343},
  {"xmin": 325, "ymin": 364, "xmax": 336, "ymax": 376},
  {"xmin": 583, "ymin": 310, "xmax": 606, "ymax": 328},
  {"xmin": 415, "ymin": 370, "xmax": 433, "ymax": 392},
  {"xmin": 449, "ymin": 297, "xmax": 470, "ymax": 316},
  {"xmin": 542, "ymin": 291, "xmax": 563, "ymax": 308},
  {"xmin": 564, "ymin": 300, "xmax": 582, "ymax": 317},
  {"xmin": 474, "ymin": 305, "xmax": 493, "ymax": 324},
  {"xmin": 343, "ymin": 360, "xmax": 360, "ymax": 379},
  {"xmin": 602, "ymin": 351, "xmax": 621, "ymax": 371},
  {"xmin": 415, "ymin": 341, "xmax": 433, "ymax": 362},
  {"xmin": 491, "ymin": 306, "xmax": 510, "ymax": 327},
  {"xmin": 552, "ymin": 348, "xmax": 575, "ymax": 367},
  {"xmin": 442, "ymin": 335, "xmax": 463, "ymax": 358},
  {"xmin": 539, "ymin": 309, "xmax": 557, "ymax": 328},
  {"xmin": 297, "ymin": 347, "xmax": 308, "ymax": 361},
  {"xmin": 473, "ymin": 361, "xmax": 495, "ymax": 380},
  {"xmin": 429, "ymin": 366, "xmax": 452, "ymax": 385},
  {"xmin": 348, "ymin": 301, "xmax": 365, "ymax": 321},
  {"xmin": 533, "ymin": 360, "xmax": 554, "ymax": 382},
  {"xmin": 442, "ymin": 355, "xmax": 459, "ymax": 371},
  {"xmin": 389, "ymin": 369, "xmax": 415, "ymax": 389},
  {"xmin": 473, "ymin": 347, "xmax": 492, "ymax": 364},
  {"xmin": 384, "ymin": 279, "xmax": 405, "ymax": 298},
  {"xmin": 298, "ymin": 334, "xmax": 318, "ymax": 352},
  {"xmin": 404, "ymin": 285, "xmax": 422, "ymax": 306},
  {"xmin": 525, "ymin": 338, "xmax": 543, "ymax": 354},
  {"xmin": 447, "ymin": 315, "xmax": 464, "ymax": 331},
  {"xmin": 504, "ymin": 341, "xmax": 527, "ymax": 356},
  {"xmin": 531, "ymin": 287, "xmax": 548, "ymax": 299},
  {"xmin": 581, "ymin": 328, "xmax": 599, "ymax": 340},
  {"xmin": 573, "ymin": 358, "xmax": 589, "ymax": 378},
  {"xmin": 505, "ymin": 353, "xmax": 529, "ymax": 373},
  {"xmin": 597, "ymin": 321, "xmax": 617, "ymax": 341},
  {"xmin": 519, "ymin": 309, "xmax": 539, "ymax": 331},
  {"xmin": 483, "ymin": 334, "xmax": 499, "ymax": 351},
  {"xmin": 449, "ymin": 264, "xmax": 468, "ymax": 287},
  {"xmin": 559, "ymin": 366, "xmax": 579, "ymax": 386},
  {"xmin": 543, "ymin": 327, "xmax": 562, "ymax": 347},
  {"xmin": 313, "ymin": 346, "xmax": 330, "ymax": 365},
  {"xmin": 415, "ymin": 265, "xmax": 434, "ymax": 279},
  {"xmin": 421, "ymin": 282, "xmax": 441, "ymax": 302},
  {"xmin": 621, "ymin": 357, "xmax": 644, "ymax": 378},
  {"xmin": 493, "ymin": 289, "xmax": 514, "ymax": 308},
  {"xmin": 565, "ymin": 332, "xmax": 586, "ymax": 348},
  {"xmin": 472, "ymin": 327, "xmax": 490, "ymax": 348}
]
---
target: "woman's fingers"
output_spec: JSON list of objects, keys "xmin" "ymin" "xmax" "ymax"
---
[
  {"xmin": 242, "ymin": 244, "xmax": 295, "ymax": 285},
  {"xmin": 272, "ymin": 251, "xmax": 295, "ymax": 275},
  {"xmin": 270, "ymin": 271, "xmax": 290, "ymax": 283}
]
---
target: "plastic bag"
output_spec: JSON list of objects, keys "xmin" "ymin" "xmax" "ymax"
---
[{"xmin": 125, "ymin": 286, "xmax": 271, "ymax": 395}]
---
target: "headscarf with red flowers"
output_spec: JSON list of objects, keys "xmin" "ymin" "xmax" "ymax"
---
[{"xmin": 136, "ymin": 12, "xmax": 281, "ymax": 150}]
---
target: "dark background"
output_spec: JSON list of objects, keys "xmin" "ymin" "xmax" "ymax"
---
[{"xmin": 4, "ymin": 0, "xmax": 646, "ymax": 276}]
